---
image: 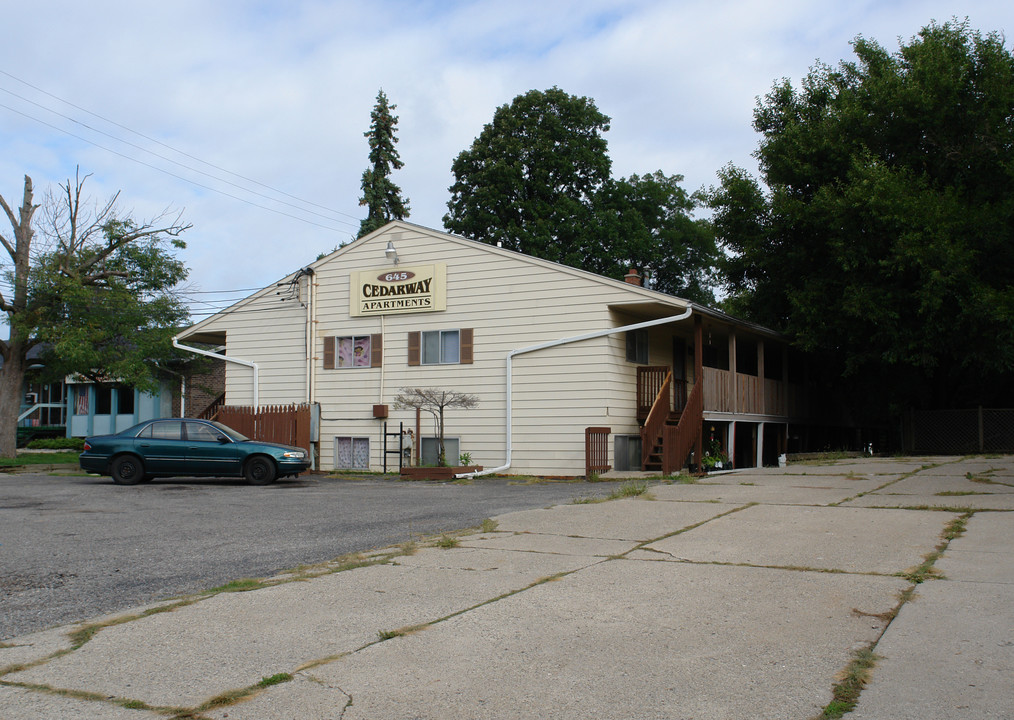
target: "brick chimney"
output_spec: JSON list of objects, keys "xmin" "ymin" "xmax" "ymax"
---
[{"xmin": 623, "ymin": 268, "xmax": 642, "ymax": 286}]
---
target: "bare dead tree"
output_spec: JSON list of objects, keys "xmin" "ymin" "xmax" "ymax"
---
[{"xmin": 393, "ymin": 387, "xmax": 478, "ymax": 466}]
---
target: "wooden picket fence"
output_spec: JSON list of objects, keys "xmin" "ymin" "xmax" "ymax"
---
[{"xmin": 217, "ymin": 404, "xmax": 311, "ymax": 453}]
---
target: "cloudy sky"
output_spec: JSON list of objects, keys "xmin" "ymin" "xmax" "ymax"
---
[{"xmin": 2, "ymin": 0, "xmax": 1011, "ymax": 322}]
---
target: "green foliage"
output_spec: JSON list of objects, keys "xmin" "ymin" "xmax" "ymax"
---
[
  {"xmin": 26, "ymin": 437, "xmax": 84, "ymax": 450},
  {"xmin": 445, "ymin": 87, "xmax": 611, "ymax": 264},
  {"xmin": 708, "ymin": 20, "xmax": 1014, "ymax": 415},
  {"xmin": 24, "ymin": 221, "xmax": 190, "ymax": 392},
  {"xmin": 593, "ymin": 172, "xmax": 718, "ymax": 303},
  {"xmin": 358, "ymin": 89, "xmax": 410, "ymax": 238},
  {"xmin": 445, "ymin": 87, "xmax": 717, "ymax": 299}
]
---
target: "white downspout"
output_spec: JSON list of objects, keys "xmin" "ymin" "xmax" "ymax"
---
[
  {"xmin": 456, "ymin": 306, "xmax": 693, "ymax": 479},
  {"xmin": 172, "ymin": 337, "xmax": 260, "ymax": 408}
]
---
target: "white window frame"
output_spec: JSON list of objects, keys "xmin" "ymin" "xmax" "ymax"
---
[
  {"xmin": 334, "ymin": 436, "xmax": 370, "ymax": 469},
  {"xmin": 421, "ymin": 329, "xmax": 460, "ymax": 365}
]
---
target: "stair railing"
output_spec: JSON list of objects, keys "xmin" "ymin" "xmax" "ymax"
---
[{"xmin": 640, "ymin": 370, "xmax": 673, "ymax": 468}]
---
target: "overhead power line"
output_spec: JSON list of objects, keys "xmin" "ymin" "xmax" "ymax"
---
[{"xmin": 0, "ymin": 69, "xmax": 363, "ymax": 232}]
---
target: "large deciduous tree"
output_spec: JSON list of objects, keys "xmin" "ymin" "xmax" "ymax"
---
[
  {"xmin": 593, "ymin": 172, "xmax": 718, "ymax": 304},
  {"xmin": 708, "ymin": 20, "xmax": 1014, "ymax": 414},
  {"xmin": 444, "ymin": 87, "xmax": 717, "ymax": 300},
  {"xmin": 444, "ymin": 87, "xmax": 612, "ymax": 268},
  {"xmin": 0, "ymin": 171, "xmax": 190, "ymax": 457},
  {"xmin": 358, "ymin": 89, "xmax": 410, "ymax": 238}
]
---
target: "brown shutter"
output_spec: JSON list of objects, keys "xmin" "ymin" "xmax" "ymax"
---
[
  {"xmin": 370, "ymin": 334, "xmax": 383, "ymax": 368},
  {"xmin": 460, "ymin": 328, "xmax": 473, "ymax": 364},
  {"xmin": 323, "ymin": 336, "xmax": 335, "ymax": 369},
  {"xmin": 407, "ymin": 331, "xmax": 420, "ymax": 366}
]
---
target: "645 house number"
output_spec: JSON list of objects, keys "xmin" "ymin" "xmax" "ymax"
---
[{"xmin": 378, "ymin": 271, "xmax": 414, "ymax": 283}]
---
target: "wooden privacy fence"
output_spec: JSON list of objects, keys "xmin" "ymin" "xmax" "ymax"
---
[
  {"xmin": 585, "ymin": 426, "xmax": 611, "ymax": 477},
  {"xmin": 217, "ymin": 404, "xmax": 311, "ymax": 453}
]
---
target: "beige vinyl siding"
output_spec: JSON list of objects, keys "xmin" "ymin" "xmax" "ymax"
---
[
  {"xmin": 181, "ymin": 278, "xmax": 309, "ymax": 407},
  {"xmin": 183, "ymin": 223, "xmax": 695, "ymax": 475},
  {"xmin": 309, "ymin": 227, "xmax": 672, "ymax": 474}
]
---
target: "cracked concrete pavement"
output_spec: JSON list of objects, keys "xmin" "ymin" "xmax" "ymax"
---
[{"xmin": 1, "ymin": 455, "xmax": 1011, "ymax": 719}]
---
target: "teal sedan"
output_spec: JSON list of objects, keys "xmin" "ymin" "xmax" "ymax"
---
[{"xmin": 80, "ymin": 419, "xmax": 311, "ymax": 485}]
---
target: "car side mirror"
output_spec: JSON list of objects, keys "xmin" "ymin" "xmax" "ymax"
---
[{"xmin": 217, "ymin": 435, "xmax": 230, "ymax": 444}]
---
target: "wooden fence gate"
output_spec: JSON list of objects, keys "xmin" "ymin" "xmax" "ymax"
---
[
  {"xmin": 585, "ymin": 426, "xmax": 611, "ymax": 478},
  {"xmin": 217, "ymin": 404, "xmax": 311, "ymax": 453}
]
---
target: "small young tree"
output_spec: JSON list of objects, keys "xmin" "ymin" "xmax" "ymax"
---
[
  {"xmin": 357, "ymin": 89, "xmax": 410, "ymax": 238},
  {"xmin": 393, "ymin": 388, "xmax": 478, "ymax": 466}
]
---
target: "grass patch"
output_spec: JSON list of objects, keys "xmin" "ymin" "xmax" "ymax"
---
[
  {"xmin": 817, "ymin": 648, "xmax": 878, "ymax": 719},
  {"xmin": 480, "ymin": 518, "xmax": 498, "ymax": 533},
  {"xmin": 935, "ymin": 490, "xmax": 989, "ymax": 496},
  {"xmin": 0, "ymin": 451, "xmax": 80, "ymax": 468},
  {"xmin": 377, "ymin": 629, "xmax": 403, "ymax": 641}
]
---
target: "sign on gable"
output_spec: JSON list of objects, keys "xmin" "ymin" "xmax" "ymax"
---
[{"xmin": 350, "ymin": 264, "xmax": 447, "ymax": 316}]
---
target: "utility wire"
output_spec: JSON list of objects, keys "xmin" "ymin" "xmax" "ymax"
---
[
  {"xmin": 0, "ymin": 101, "xmax": 355, "ymax": 233},
  {"xmin": 0, "ymin": 69, "xmax": 362, "ymax": 224},
  {"xmin": 0, "ymin": 86, "xmax": 357, "ymax": 227}
]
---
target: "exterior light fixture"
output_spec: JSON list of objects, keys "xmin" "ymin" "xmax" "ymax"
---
[{"xmin": 385, "ymin": 240, "xmax": 399, "ymax": 265}]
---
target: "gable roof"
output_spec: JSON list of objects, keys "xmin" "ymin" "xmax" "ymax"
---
[{"xmin": 178, "ymin": 221, "xmax": 783, "ymax": 343}]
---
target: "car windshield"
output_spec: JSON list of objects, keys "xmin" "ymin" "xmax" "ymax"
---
[{"xmin": 211, "ymin": 421, "xmax": 249, "ymax": 442}]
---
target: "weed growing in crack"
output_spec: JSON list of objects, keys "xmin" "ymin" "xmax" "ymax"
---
[
  {"xmin": 434, "ymin": 533, "xmax": 460, "ymax": 549},
  {"xmin": 817, "ymin": 647, "xmax": 879, "ymax": 719},
  {"xmin": 258, "ymin": 673, "xmax": 293, "ymax": 688},
  {"xmin": 608, "ymin": 480, "xmax": 651, "ymax": 499},
  {"xmin": 207, "ymin": 578, "xmax": 262, "ymax": 593}
]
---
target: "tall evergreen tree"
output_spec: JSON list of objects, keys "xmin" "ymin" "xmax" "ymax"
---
[{"xmin": 358, "ymin": 89, "xmax": 410, "ymax": 238}]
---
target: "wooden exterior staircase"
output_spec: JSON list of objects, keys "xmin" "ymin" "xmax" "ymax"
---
[{"xmin": 639, "ymin": 317, "xmax": 705, "ymax": 474}]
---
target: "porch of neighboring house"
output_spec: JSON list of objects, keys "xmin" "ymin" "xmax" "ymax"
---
[{"xmin": 634, "ymin": 319, "xmax": 807, "ymax": 473}]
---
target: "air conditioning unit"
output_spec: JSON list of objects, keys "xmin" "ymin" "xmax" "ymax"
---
[{"xmin": 24, "ymin": 392, "xmax": 38, "ymax": 406}]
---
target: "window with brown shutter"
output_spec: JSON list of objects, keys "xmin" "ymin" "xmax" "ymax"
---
[
  {"xmin": 407, "ymin": 331, "xmax": 420, "ymax": 366},
  {"xmin": 323, "ymin": 336, "xmax": 336, "ymax": 369},
  {"xmin": 413, "ymin": 329, "xmax": 474, "ymax": 365},
  {"xmin": 324, "ymin": 335, "xmax": 380, "ymax": 369}
]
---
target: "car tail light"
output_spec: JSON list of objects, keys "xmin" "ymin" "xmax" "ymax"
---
[{"xmin": 83, "ymin": 441, "xmax": 91, "ymax": 452}]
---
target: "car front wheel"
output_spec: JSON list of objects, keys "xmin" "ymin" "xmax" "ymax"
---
[
  {"xmin": 111, "ymin": 455, "xmax": 145, "ymax": 485},
  {"xmin": 244, "ymin": 456, "xmax": 276, "ymax": 485}
]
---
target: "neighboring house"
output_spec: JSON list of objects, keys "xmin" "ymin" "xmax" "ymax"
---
[
  {"xmin": 66, "ymin": 356, "xmax": 226, "ymax": 438},
  {"xmin": 66, "ymin": 379, "xmax": 172, "ymax": 438},
  {"xmin": 4, "ymin": 344, "xmax": 225, "ymax": 443},
  {"xmin": 176, "ymin": 221, "xmax": 848, "ymax": 476}
]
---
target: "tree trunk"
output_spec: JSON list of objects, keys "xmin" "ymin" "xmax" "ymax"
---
[{"xmin": 0, "ymin": 340, "xmax": 26, "ymax": 458}]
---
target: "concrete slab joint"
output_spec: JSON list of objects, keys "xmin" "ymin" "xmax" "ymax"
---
[{"xmin": 1, "ymin": 455, "xmax": 1011, "ymax": 719}]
